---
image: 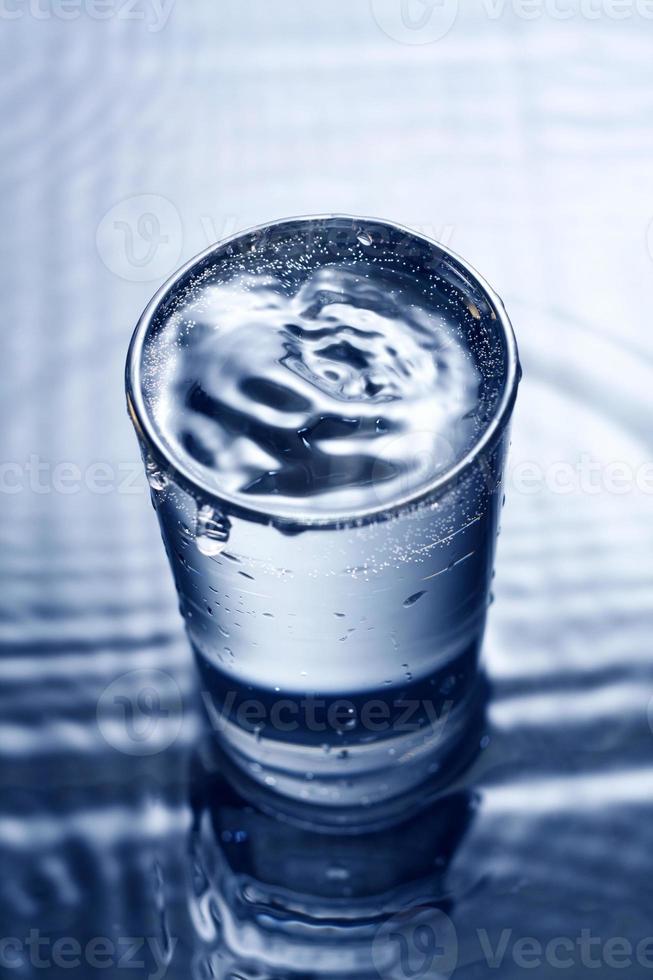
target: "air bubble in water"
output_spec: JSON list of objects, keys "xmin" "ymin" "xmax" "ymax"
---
[
  {"xmin": 195, "ymin": 505, "xmax": 231, "ymax": 556},
  {"xmin": 326, "ymin": 864, "xmax": 350, "ymax": 881},
  {"xmin": 356, "ymin": 229, "xmax": 373, "ymax": 246},
  {"xmin": 440, "ymin": 675, "xmax": 456, "ymax": 695},
  {"xmin": 342, "ymin": 708, "xmax": 357, "ymax": 732}
]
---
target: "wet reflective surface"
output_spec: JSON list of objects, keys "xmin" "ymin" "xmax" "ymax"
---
[
  {"xmin": 2, "ymin": 5, "xmax": 653, "ymax": 979},
  {"xmin": 4, "ymin": 305, "xmax": 653, "ymax": 978}
]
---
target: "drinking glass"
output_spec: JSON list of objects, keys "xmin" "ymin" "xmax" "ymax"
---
[{"xmin": 125, "ymin": 215, "xmax": 519, "ymax": 820}]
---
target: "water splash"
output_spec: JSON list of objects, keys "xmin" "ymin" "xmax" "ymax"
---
[{"xmin": 141, "ymin": 220, "xmax": 506, "ymax": 519}]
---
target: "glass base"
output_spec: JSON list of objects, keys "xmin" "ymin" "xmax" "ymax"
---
[{"xmin": 197, "ymin": 672, "xmax": 488, "ymax": 833}]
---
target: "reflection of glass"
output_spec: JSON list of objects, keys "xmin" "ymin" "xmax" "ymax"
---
[
  {"xmin": 126, "ymin": 216, "xmax": 519, "ymax": 812},
  {"xmin": 186, "ymin": 740, "xmax": 478, "ymax": 979}
]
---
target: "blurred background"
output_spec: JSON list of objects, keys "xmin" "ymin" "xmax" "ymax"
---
[{"xmin": 2, "ymin": 2, "xmax": 653, "ymax": 977}]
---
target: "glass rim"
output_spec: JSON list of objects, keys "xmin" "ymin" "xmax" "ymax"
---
[{"xmin": 125, "ymin": 213, "xmax": 520, "ymax": 530}]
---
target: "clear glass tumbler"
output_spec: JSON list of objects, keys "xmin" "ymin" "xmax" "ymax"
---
[{"xmin": 125, "ymin": 215, "xmax": 519, "ymax": 821}]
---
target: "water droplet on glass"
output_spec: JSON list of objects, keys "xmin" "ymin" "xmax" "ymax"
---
[
  {"xmin": 146, "ymin": 459, "xmax": 168, "ymax": 492},
  {"xmin": 195, "ymin": 505, "xmax": 231, "ymax": 556},
  {"xmin": 403, "ymin": 590, "xmax": 426, "ymax": 608},
  {"xmin": 357, "ymin": 229, "xmax": 373, "ymax": 247}
]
